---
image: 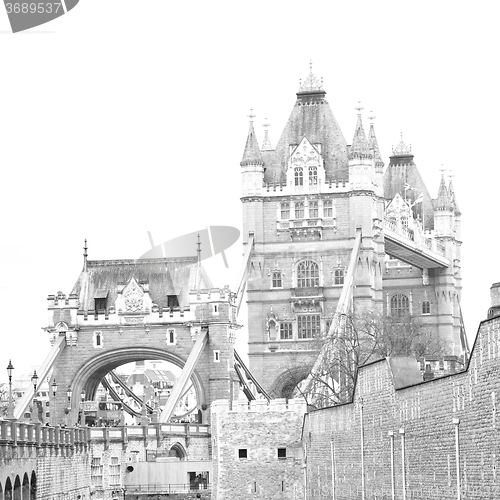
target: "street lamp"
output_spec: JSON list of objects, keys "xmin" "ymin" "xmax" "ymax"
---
[
  {"xmin": 30, "ymin": 370, "xmax": 39, "ymax": 423},
  {"xmin": 6, "ymin": 360, "xmax": 14, "ymax": 419},
  {"xmin": 52, "ymin": 380, "xmax": 58, "ymax": 426},
  {"xmin": 80, "ymin": 389, "xmax": 86, "ymax": 426}
]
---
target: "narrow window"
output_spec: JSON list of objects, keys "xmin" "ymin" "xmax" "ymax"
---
[
  {"xmin": 94, "ymin": 332, "xmax": 102, "ymax": 348},
  {"xmin": 280, "ymin": 480, "xmax": 285, "ymax": 492},
  {"xmin": 323, "ymin": 200, "xmax": 333, "ymax": 217},
  {"xmin": 213, "ymin": 350, "xmax": 220, "ymax": 362},
  {"xmin": 309, "ymin": 201, "xmax": 318, "ymax": 218},
  {"xmin": 334, "ymin": 268, "xmax": 344, "ymax": 285},
  {"xmin": 167, "ymin": 329, "xmax": 176, "ymax": 344},
  {"xmin": 238, "ymin": 448, "xmax": 247, "ymax": 459},
  {"xmin": 277, "ymin": 448, "xmax": 287, "ymax": 459},
  {"xmin": 294, "ymin": 202, "xmax": 304, "ymax": 219},
  {"xmin": 252, "ymin": 481, "xmax": 257, "ymax": 493},
  {"xmin": 280, "ymin": 323, "xmax": 293, "ymax": 340},
  {"xmin": 294, "ymin": 168, "xmax": 303, "ymax": 186},
  {"xmin": 281, "ymin": 203, "xmax": 290, "ymax": 220},
  {"xmin": 272, "ymin": 272, "xmax": 282, "ymax": 288},
  {"xmin": 422, "ymin": 300, "xmax": 431, "ymax": 315},
  {"xmin": 309, "ymin": 166, "xmax": 317, "ymax": 185},
  {"xmin": 213, "ymin": 304, "xmax": 219, "ymax": 314}
]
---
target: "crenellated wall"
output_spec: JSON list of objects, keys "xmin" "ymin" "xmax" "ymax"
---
[{"xmin": 303, "ymin": 315, "xmax": 500, "ymax": 499}]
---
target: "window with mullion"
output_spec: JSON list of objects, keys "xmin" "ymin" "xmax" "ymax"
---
[
  {"xmin": 297, "ymin": 260, "xmax": 319, "ymax": 287},
  {"xmin": 297, "ymin": 315, "xmax": 320, "ymax": 339}
]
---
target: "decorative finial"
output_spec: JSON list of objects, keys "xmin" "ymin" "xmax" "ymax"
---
[
  {"xmin": 298, "ymin": 61, "xmax": 323, "ymax": 92},
  {"xmin": 247, "ymin": 108, "xmax": 256, "ymax": 123},
  {"xmin": 355, "ymin": 101, "xmax": 364, "ymax": 115},
  {"xmin": 368, "ymin": 111, "xmax": 376, "ymax": 124},
  {"xmin": 83, "ymin": 239, "xmax": 88, "ymax": 272},
  {"xmin": 197, "ymin": 234, "xmax": 201, "ymax": 263},
  {"xmin": 392, "ymin": 130, "xmax": 412, "ymax": 155},
  {"xmin": 262, "ymin": 118, "xmax": 272, "ymax": 151}
]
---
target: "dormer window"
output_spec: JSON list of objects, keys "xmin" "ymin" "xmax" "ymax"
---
[
  {"xmin": 167, "ymin": 295, "xmax": 179, "ymax": 309},
  {"xmin": 94, "ymin": 290, "xmax": 108, "ymax": 312}
]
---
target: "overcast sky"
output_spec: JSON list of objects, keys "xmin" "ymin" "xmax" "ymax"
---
[{"xmin": 0, "ymin": 1, "xmax": 498, "ymax": 380}]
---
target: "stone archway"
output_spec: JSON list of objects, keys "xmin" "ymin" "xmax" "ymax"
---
[
  {"xmin": 22, "ymin": 473, "xmax": 29, "ymax": 499},
  {"xmin": 5, "ymin": 477, "xmax": 12, "ymax": 500},
  {"xmin": 169, "ymin": 442, "xmax": 187, "ymax": 459},
  {"xmin": 271, "ymin": 365, "xmax": 312, "ymax": 399},
  {"xmin": 66, "ymin": 347, "xmax": 207, "ymax": 422},
  {"xmin": 13, "ymin": 475, "xmax": 21, "ymax": 500},
  {"xmin": 30, "ymin": 471, "xmax": 36, "ymax": 500}
]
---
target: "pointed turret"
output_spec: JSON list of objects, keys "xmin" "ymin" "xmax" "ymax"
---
[
  {"xmin": 349, "ymin": 104, "xmax": 372, "ymax": 159},
  {"xmin": 448, "ymin": 175, "xmax": 461, "ymax": 215},
  {"xmin": 240, "ymin": 115, "xmax": 264, "ymax": 166},
  {"xmin": 261, "ymin": 119, "xmax": 273, "ymax": 151},
  {"xmin": 368, "ymin": 114, "xmax": 383, "ymax": 166},
  {"xmin": 435, "ymin": 172, "xmax": 453, "ymax": 211}
]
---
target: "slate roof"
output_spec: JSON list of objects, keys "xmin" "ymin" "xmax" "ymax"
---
[
  {"xmin": 262, "ymin": 89, "xmax": 349, "ymax": 184},
  {"xmin": 241, "ymin": 122, "xmax": 264, "ymax": 166},
  {"xmin": 71, "ymin": 257, "xmax": 213, "ymax": 311}
]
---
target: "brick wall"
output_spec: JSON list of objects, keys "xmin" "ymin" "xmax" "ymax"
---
[
  {"xmin": 211, "ymin": 398, "xmax": 307, "ymax": 500},
  {"xmin": 303, "ymin": 316, "xmax": 500, "ymax": 499}
]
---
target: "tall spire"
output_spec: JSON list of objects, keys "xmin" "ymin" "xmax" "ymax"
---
[
  {"xmin": 368, "ymin": 112, "xmax": 383, "ymax": 165},
  {"xmin": 83, "ymin": 239, "xmax": 88, "ymax": 272},
  {"xmin": 261, "ymin": 118, "xmax": 273, "ymax": 151},
  {"xmin": 436, "ymin": 168, "xmax": 452, "ymax": 210},
  {"xmin": 241, "ymin": 108, "xmax": 264, "ymax": 166},
  {"xmin": 349, "ymin": 102, "xmax": 371, "ymax": 158}
]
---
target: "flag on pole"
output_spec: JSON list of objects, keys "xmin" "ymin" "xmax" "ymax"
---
[{"xmin": 411, "ymin": 193, "xmax": 424, "ymax": 208}]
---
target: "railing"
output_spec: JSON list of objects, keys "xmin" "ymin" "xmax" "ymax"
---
[
  {"xmin": 126, "ymin": 483, "xmax": 211, "ymax": 494},
  {"xmin": 0, "ymin": 420, "xmax": 89, "ymax": 449}
]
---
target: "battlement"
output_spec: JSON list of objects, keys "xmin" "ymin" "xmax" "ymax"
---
[
  {"xmin": 189, "ymin": 286, "xmax": 236, "ymax": 304},
  {"xmin": 74, "ymin": 306, "xmax": 192, "ymax": 325},
  {"xmin": 260, "ymin": 179, "xmax": 350, "ymax": 198},
  {"xmin": 47, "ymin": 292, "xmax": 79, "ymax": 308},
  {"xmin": 211, "ymin": 398, "xmax": 307, "ymax": 414}
]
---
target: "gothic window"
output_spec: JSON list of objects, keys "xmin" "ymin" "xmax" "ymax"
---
[
  {"xmin": 309, "ymin": 201, "xmax": 318, "ymax": 218},
  {"xmin": 297, "ymin": 315, "xmax": 320, "ymax": 339},
  {"xmin": 280, "ymin": 323, "xmax": 293, "ymax": 340},
  {"xmin": 297, "ymin": 260, "xmax": 319, "ymax": 287},
  {"xmin": 166, "ymin": 328, "xmax": 176, "ymax": 344},
  {"xmin": 272, "ymin": 272, "xmax": 282, "ymax": 288},
  {"xmin": 281, "ymin": 203, "xmax": 290, "ymax": 219},
  {"xmin": 422, "ymin": 300, "xmax": 431, "ymax": 315},
  {"xmin": 294, "ymin": 167, "xmax": 303, "ymax": 186},
  {"xmin": 109, "ymin": 457, "xmax": 121, "ymax": 486},
  {"xmin": 401, "ymin": 216, "xmax": 408, "ymax": 229},
  {"xmin": 309, "ymin": 166, "xmax": 317, "ymax": 185},
  {"xmin": 295, "ymin": 202, "xmax": 304, "ymax": 219},
  {"xmin": 91, "ymin": 458, "xmax": 103, "ymax": 487},
  {"xmin": 334, "ymin": 268, "xmax": 344, "ymax": 285},
  {"xmin": 390, "ymin": 294, "xmax": 410, "ymax": 317},
  {"xmin": 323, "ymin": 200, "xmax": 333, "ymax": 217}
]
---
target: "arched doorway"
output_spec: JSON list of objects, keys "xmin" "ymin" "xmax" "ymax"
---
[
  {"xmin": 5, "ymin": 477, "xmax": 12, "ymax": 500},
  {"xmin": 13, "ymin": 475, "xmax": 21, "ymax": 500},
  {"xmin": 30, "ymin": 471, "xmax": 37, "ymax": 500},
  {"xmin": 22, "ymin": 473, "xmax": 29, "ymax": 499},
  {"xmin": 169, "ymin": 442, "xmax": 187, "ymax": 459}
]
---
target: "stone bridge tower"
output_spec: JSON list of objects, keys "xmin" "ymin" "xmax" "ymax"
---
[{"xmin": 44, "ymin": 252, "xmax": 240, "ymax": 426}]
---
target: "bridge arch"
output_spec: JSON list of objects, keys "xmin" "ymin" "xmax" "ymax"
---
[
  {"xmin": 271, "ymin": 365, "xmax": 312, "ymax": 399},
  {"xmin": 13, "ymin": 475, "xmax": 21, "ymax": 500},
  {"xmin": 67, "ymin": 347, "xmax": 206, "ymax": 418}
]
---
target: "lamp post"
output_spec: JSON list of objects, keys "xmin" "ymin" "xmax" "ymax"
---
[
  {"xmin": 6, "ymin": 360, "xmax": 14, "ymax": 419},
  {"xmin": 52, "ymin": 380, "xmax": 58, "ymax": 426},
  {"xmin": 80, "ymin": 389, "xmax": 86, "ymax": 426},
  {"xmin": 30, "ymin": 370, "xmax": 39, "ymax": 423},
  {"xmin": 66, "ymin": 386, "xmax": 72, "ymax": 426}
]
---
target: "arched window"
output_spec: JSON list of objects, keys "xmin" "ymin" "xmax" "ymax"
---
[
  {"xmin": 390, "ymin": 294, "xmax": 410, "ymax": 317},
  {"xmin": 309, "ymin": 201, "xmax": 318, "ymax": 218},
  {"xmin": 272, "ymin": 272, "xmax": 282, "ymax": 288},
  {"xmin": 323, "ymin": 200, "xmax": 333, "ymax": 217},
  {"xmin": 294, "ymin": 202, "xmax": 304, "ymax": 219},
  {"xmin": 297, "ymin": 260, "xmax": 319, "ymax": 288},
  {"xmin": 297, "ymin": 315, "xmax": 320, "ymax": 339},
  {"xmin": 294, "ymin": 168, "xmax": 303, "ymax": 186},
  {"xmin": 309, "ymin": 166, "xmax": 317, "ymax": 185},
  {"xmin": 281, "ymin": 203, "xmax": 290, "ymax": 219}
]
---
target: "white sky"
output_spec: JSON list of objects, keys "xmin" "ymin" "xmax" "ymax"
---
[{"xmin": 0, "ymin": 1, "xmax": 498, "ymax": 380}]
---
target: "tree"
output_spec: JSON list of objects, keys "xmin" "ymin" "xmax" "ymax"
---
[{"xmin": 284, "ymin": 310, "xmax": 446, "ymax": 410}]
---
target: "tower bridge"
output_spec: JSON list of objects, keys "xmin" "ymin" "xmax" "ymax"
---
[{"xmin": 1, "ymin": 66, "xmax": 467, "ymax": 500}]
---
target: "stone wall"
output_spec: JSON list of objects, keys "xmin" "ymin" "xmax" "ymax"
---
[
  {"xmin": 211, "ymin": 398, "xmax": 307, "ymax": 500},
  {"xmin": 303, "ymin": 315, "xmax": 500, "ymax": 499}
]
